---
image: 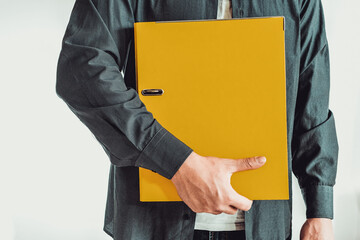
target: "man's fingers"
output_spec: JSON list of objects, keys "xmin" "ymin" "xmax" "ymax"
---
[
  {"xmin": 221, "ymin": 205, "xmax": 238, "ymax": 215},
  {"xmin": 227, "ymin": 188, "xmax": 253, "ymax": 211},
  {"xmin": 228, "ymin": 156, "xmax": 266, "ymax": 173},
  {"xmin": 208, "ymin": 205, "xmax": 238, "ymax": 215}
]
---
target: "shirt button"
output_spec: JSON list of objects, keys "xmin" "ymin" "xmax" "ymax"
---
[{"xmin": 183, "ymin": 213, "xmax": 190, "ymax": 220}]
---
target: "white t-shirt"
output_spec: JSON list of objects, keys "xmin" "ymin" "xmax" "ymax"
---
[{"xmin": 193, "ymin": 0, "xmax": 245, "ymax": 231}]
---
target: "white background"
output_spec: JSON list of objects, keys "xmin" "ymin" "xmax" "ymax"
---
[{"xmin": 1, "ymin": 0, "xmax": 359, "ymax": 239}]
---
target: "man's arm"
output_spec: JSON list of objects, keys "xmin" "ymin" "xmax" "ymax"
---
[
  {"xmin": 56, "ymin": 0, "xmax": 193, "ymax": 180},
  {"xmin": 56, "ymin": 0, "xmax": 264, "ymax": 215},
  {"xmin": 292, "ymin": 0, "xmax": 339, "ymax": 220}
]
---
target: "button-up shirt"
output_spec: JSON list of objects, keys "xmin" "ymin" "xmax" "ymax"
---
[{"xmin": 56, "ymin": 0, "xmax": 339, "ymax": 239}]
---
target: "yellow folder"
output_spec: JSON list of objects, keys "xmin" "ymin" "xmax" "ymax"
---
[{"xmin": 134, "ymin": 16, "xmax": 289, "ymax": 202}]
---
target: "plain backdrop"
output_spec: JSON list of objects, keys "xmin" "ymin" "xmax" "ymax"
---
[{"xmin": 1, "ymin": 0, "xmax": 359, "ymax": 239}]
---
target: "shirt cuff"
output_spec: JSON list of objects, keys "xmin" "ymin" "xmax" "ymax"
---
[
  {"xmin": 301, "ymin": 185, "xmax": 334, "ymax": 219},
  {"xmin": 134, "ymin": 123, "xmax": 193, "ymax": 180}
]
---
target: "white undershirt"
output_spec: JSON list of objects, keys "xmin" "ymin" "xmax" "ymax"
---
[{"xmin": 193, "ymin": 0, "xmax": 245, "ymax": 231}]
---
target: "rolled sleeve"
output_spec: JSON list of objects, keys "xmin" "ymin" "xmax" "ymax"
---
[{"xmin": 292, "ymin": 0, "xmax": 339, "ymax": 219}]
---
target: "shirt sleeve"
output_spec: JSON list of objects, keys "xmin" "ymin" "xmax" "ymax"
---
[
  {"xmin": 292, "ymin": 0, "xmax": 339, "ymax": 219},
  {"xmin": 55, "ymin": 0, "xmax": 193, "ymax": 180}
]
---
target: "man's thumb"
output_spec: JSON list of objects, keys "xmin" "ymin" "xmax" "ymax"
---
[{"xmin": 231, "ymin": 156, "xmax": 266, "ymax": 173}]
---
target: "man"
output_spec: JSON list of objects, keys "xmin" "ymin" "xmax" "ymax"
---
[{"xmin": 56, "ymin": 0, "xmax": 339, "ymax": 239}]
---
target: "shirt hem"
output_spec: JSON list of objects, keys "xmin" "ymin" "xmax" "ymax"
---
[{"xmin": 103, "ymin": 226, "xmax": 114, "ymax": 239}]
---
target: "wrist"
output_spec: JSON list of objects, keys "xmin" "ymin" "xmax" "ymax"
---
[{"xmin": 171, "ymin": 150, "xmax": 199, "ymax": 182}]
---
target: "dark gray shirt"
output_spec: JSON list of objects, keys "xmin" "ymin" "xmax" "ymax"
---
[{"xmin": 56, "ymin": 0, "xmax": 339, "ymax": 239}]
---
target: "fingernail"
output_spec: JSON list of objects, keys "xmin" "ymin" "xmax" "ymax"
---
[{"xmin": 256, "ymin": 156, "xmax": 266, "ymax": 164}]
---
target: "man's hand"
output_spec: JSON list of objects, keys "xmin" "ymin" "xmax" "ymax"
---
[
  {"xmin": 171, "ymin": 151, "xmax": 266, "ymax": 215},
  {"xmin": 300, "ymin": 218, "xmax": 334, "ymax": 240}
]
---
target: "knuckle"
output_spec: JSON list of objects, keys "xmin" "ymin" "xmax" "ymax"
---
[
  {"xmin": 228, "ymin": 209, "xmax": 237, "ymax": 215},
  {"xmin": 226, "ymin": 196, "xmax": 236, "ymax": 207},
  {"xmin": 214, "ymin": 203, "xmax": 223, "ymax": 212},
  {"xmin": 244, "ymin": 157, "xmax": 255, "ymax": 169},
  {"xmin": 210, "ymin": 203, "xmax": 224, "ymax": 214},
  {"xmin": 243, "ymin": 205, "xmax": 250, "ymax": 211},
  {"xmin": 243, "ymin": 202, "xmax": 252, "ymax": 211},
  {"xmin": 222, "ymin": 195, "xmax": 231, "ymax": 204}
]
